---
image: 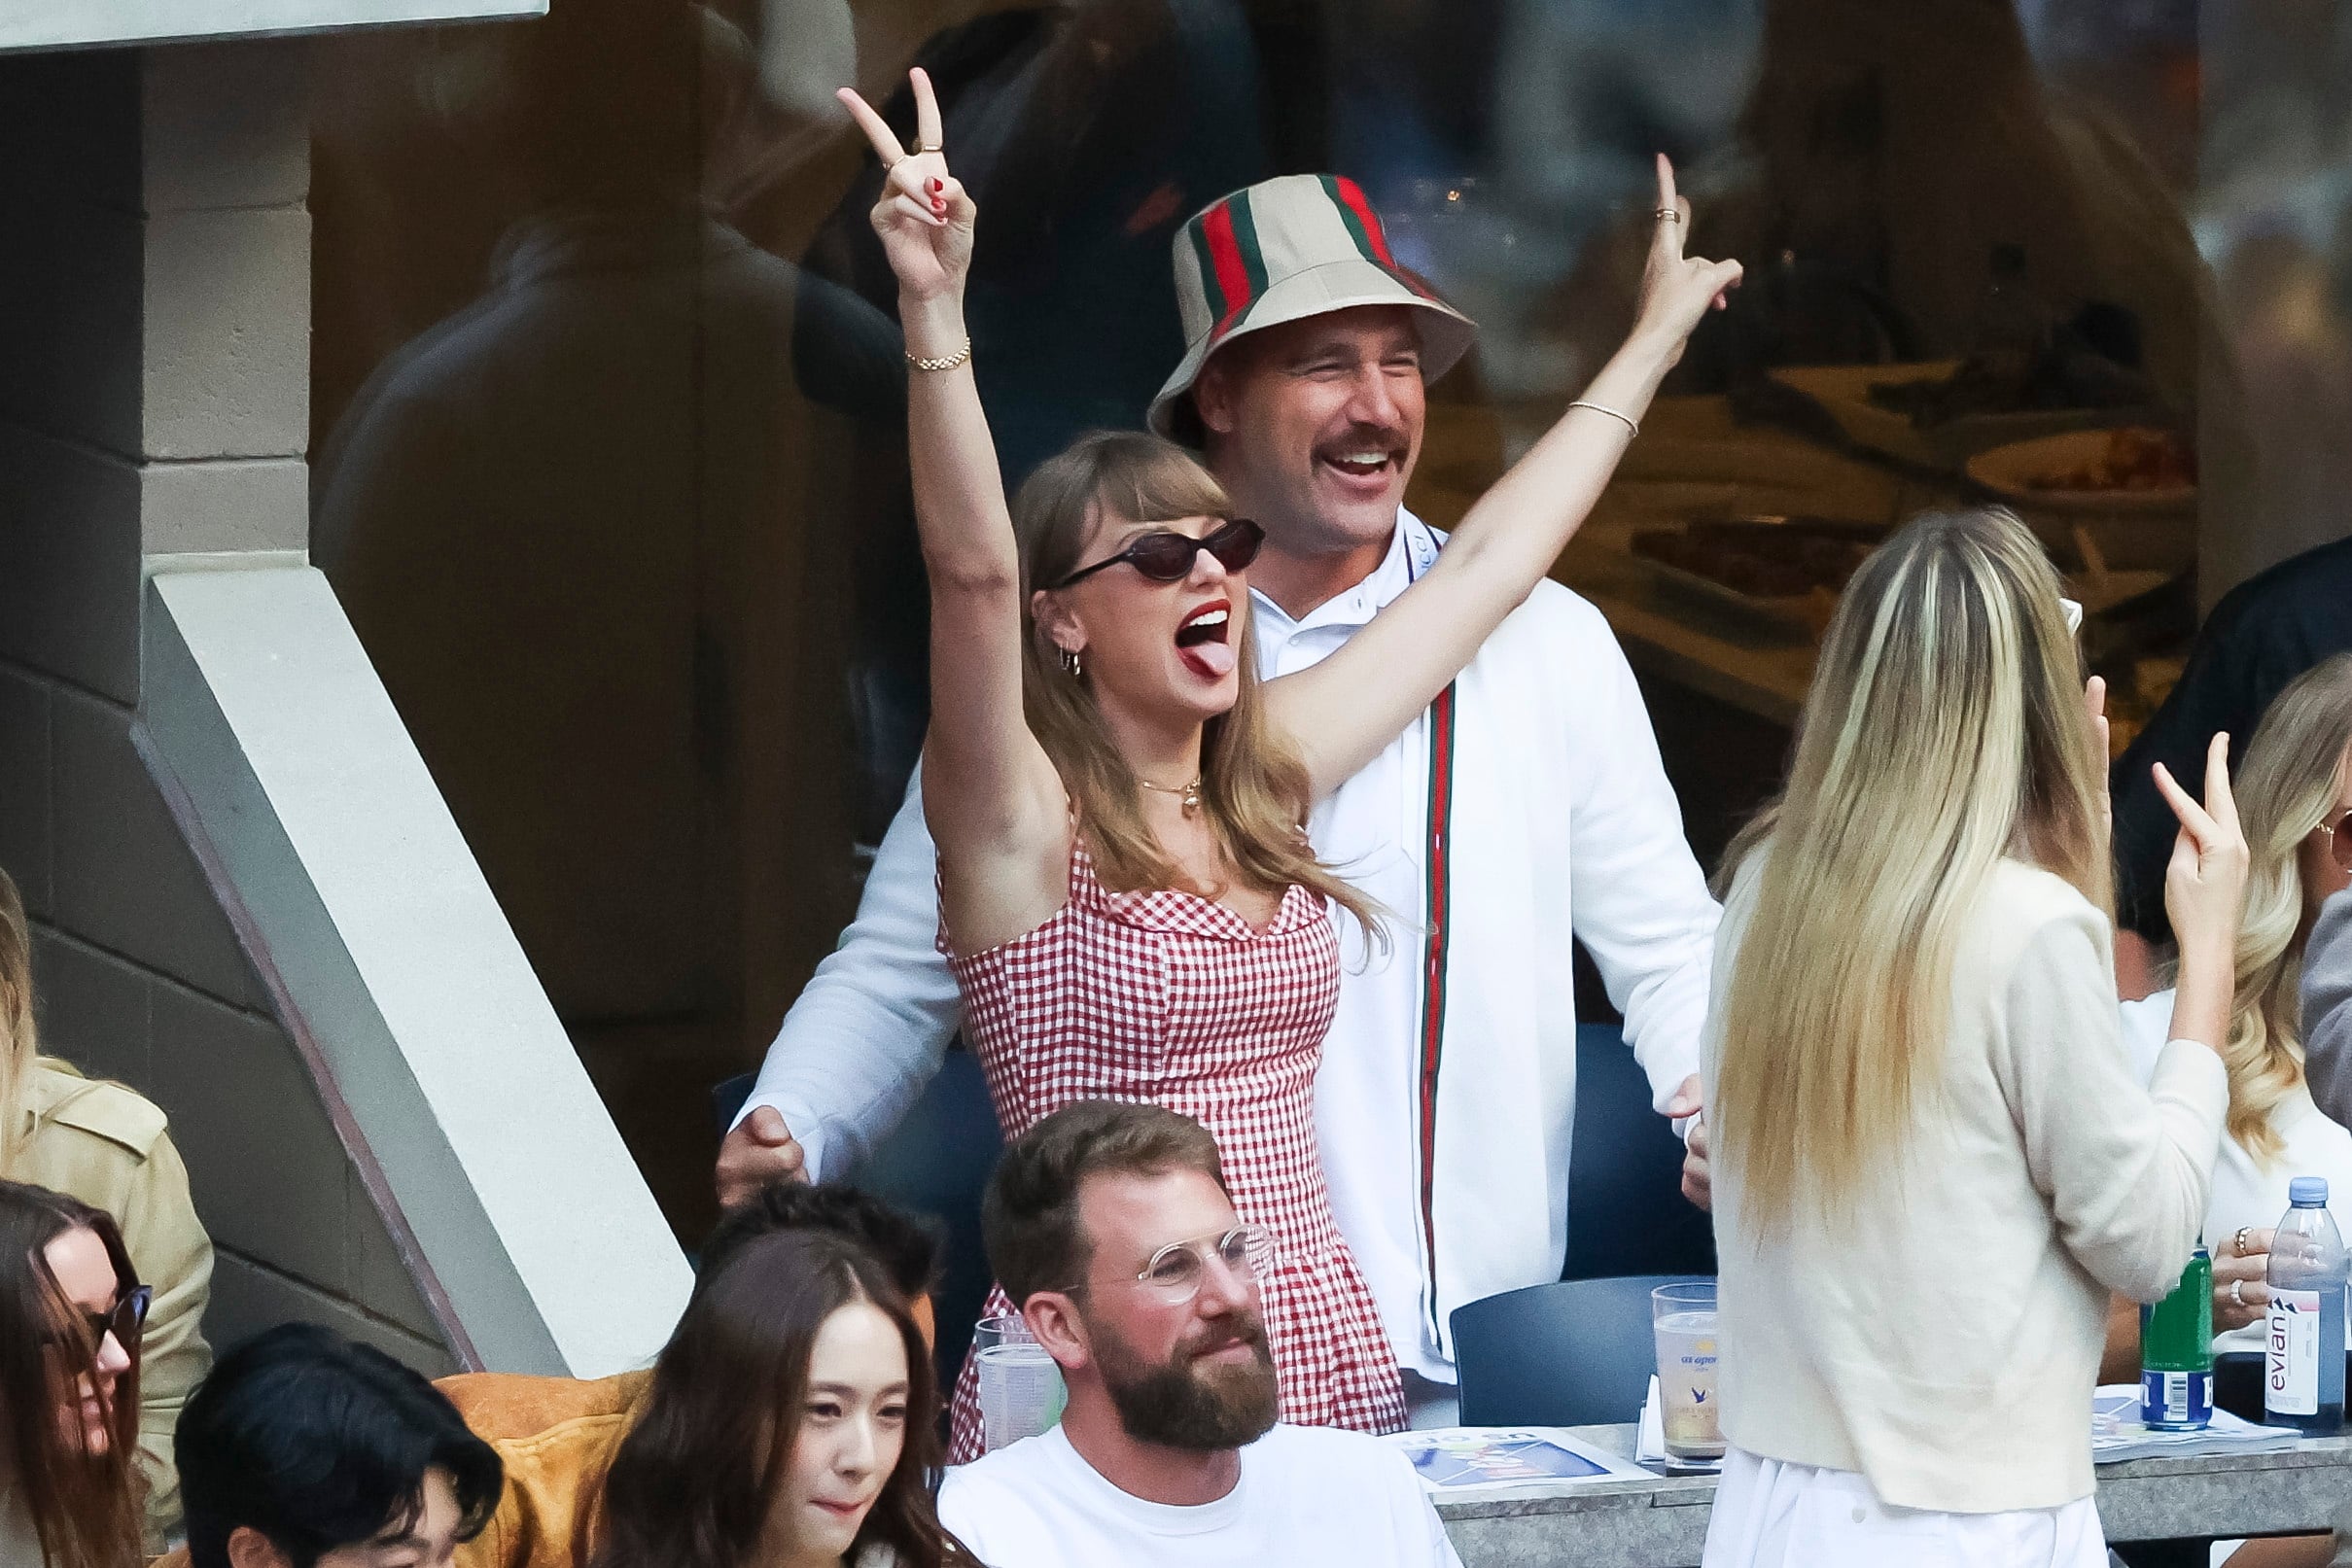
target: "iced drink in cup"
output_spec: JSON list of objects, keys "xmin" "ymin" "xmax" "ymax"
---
[
  {"xmin": 1652, "ymin": 1281, "xmax": 1724, "ymax": 1462},
  {"xmin": 975, "ymin": 1313, "xmax": 1066, "ymax": 1452}
]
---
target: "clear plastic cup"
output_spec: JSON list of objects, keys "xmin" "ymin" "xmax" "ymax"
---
[
  {"xmin": 1651, "ymin": 1281, "xmax": 1725, "ymax": 1461},
  {"xmin": 974, "ymin": 1313, "xmax": 1065, "ymax": 1452}
]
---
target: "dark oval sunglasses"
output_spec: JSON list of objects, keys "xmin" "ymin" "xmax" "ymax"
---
[
  {"xmin": 1049, "ymin": 517, "xmax": 1262, "ymax": 590},
  {"xmin": 46, "ymin": 1283, "xmax": 151, "ymax": 1356}
]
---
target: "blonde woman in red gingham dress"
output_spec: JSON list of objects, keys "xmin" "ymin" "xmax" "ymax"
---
[
  {"xmin": 941, "ymin": 841, "xmax": 1405, "ymax": 1454},
  {"xmin": 840, "ymin": 72, "xmax": 1738, "ymax": 1459}
]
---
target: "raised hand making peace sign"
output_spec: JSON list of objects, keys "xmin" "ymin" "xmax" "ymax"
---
[
  {"xmin": 1630, "ymin": 154, "xmax": 1744, "ymax": 368},
  {"xmin": 838, "ymin": 70, "xmax": 973, "ymax": 304}
]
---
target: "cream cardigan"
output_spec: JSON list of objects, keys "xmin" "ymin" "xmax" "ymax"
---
[{"xmin": 1703, "ymin": 857, "xmax": 2229, "ymax": 1514}]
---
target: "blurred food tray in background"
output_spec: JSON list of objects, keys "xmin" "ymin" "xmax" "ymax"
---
[{"xmin": 1766, "ymin": 356, "xmax": 2160, "ymax": 469}]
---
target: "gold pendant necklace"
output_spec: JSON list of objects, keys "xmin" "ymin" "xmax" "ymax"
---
[{"xmin": 1139, "ymin": 775, "xmax": 1204, "ymax": 816}]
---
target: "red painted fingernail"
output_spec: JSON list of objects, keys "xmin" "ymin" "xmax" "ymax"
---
[{"xmin": 930, "ymin": 179, "xmax": 944, "ymax": 193}]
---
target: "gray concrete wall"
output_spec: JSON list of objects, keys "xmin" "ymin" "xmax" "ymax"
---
[{"xmin": 0, "ymin": 41, "xmax": 455, "ymax": 1369}]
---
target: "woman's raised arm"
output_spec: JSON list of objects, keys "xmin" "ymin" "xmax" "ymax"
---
[
  {"xmin": 840, "ymin": 74, "xmax": 1067, "ymax": 932},
  {"xmin": 1265, "ymin": 156, "xmax": 1742, "ymax": 799}
]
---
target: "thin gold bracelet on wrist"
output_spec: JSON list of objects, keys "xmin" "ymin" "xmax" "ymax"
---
[
  {"xmin": 906, "ymin": 337, "xmax": 973, "ymax": 373},
  {"xmin": 1566, "ymin": 400, "xmax": 1638, "ymax": 438}
]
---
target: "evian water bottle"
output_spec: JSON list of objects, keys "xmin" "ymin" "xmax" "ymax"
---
[{"xmin": 2264, "ymin": 1176, "xmax": 2347, "ymax": 1433}]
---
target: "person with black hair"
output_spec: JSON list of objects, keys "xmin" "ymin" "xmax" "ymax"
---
[
  {"xmin": 701, "ymin": 1180, "xmax": 939, "ymax": 1307},
  {"xmin": 175, "ymin": 1323, "xmax": 502, "ymax": 1568}
]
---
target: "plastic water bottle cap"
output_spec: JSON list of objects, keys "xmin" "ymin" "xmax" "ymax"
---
[{"xmin": 2291, "ymin": 1176, "xmax": 2331, "ymax": 1206}]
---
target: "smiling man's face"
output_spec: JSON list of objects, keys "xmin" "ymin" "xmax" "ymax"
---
[
  {"xmin": 1192, "ymin": 304, "xmax": 1426, "ymax": 565},
  {"xmin": 1066, "ymin": 1168, "xmax": 1279, "ymax": 1450}
]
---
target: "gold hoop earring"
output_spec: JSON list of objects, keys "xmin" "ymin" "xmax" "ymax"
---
[{"xmin": 1061, "ymin": 646, "xmax": 1083, "ymax": 679}]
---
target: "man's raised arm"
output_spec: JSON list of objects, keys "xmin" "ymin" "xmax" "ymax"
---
[{"xmin": 717, "ymin": 773, "xmax": 963, "ymax": 1203}]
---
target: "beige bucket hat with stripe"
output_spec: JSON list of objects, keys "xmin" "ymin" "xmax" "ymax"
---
[{"xmin": 1148, "ymin": 173, "xmax": 1478, "ymax": 439}]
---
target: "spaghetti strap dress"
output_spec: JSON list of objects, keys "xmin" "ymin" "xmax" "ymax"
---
[{"xmin": 941, "ymin": 841, "xmax": 1408, "ymax": 1460}]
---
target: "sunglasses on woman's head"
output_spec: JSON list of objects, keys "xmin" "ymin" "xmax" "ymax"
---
[{"xmin": 1049, "ymin": 517, "xmax": 1263, "ymax": 590}]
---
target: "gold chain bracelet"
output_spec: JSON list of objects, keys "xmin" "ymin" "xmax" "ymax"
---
[{"xmin": 906, "ymin": 337, "xmax": 973, "ymax": 373}]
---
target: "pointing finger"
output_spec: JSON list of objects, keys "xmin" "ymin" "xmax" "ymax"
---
[
  {"xmin": 1656, "ymin": 154, "xmax": 1685, "ymax": 261},
  {"xmin": 836, "ymin": 87, "xmax": 907, "ymax": 169},
  {"xmin": 911, "ymin": 65, "xmax": 944, "ymax": 155}
]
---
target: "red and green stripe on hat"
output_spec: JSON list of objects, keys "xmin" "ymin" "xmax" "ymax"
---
[
  {"xmin": 1179, "ymin": 175, "xmax": 1441, "ymax": 346},
  {"xmin": 1152, "ymin": 174, "xmax": 1475, "ymax": 436}
]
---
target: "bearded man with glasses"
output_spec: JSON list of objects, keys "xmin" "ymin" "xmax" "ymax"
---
[{"xmin": 938, "ymin": 1100, "xmax": 1462, "ymax": 1567}]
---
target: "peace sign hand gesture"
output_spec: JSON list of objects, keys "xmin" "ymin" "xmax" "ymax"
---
[
  {"xmin": 2154, "ymin": 732, "xmax": 2251, "ymax": 970},
  {"xmin": 838, "ymin": 69, "xmax": 973, "ymax": 303},
  {"xmin": 1631, "ymin": 155, "xmax": 1743, "ymax": 369}
]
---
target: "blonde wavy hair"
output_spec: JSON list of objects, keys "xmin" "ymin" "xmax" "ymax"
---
[
  {"xmin": 1712, "ymin": 508, "xmax": 2108, "ymax": 1237},
  {"xmin": 1013, "ymin": 432, "xmax": 1381, "ymax": 935},
  {"xmin": 2198, "ymin": 653, "xmax": 2352, "ymax": 1165},
  {"xmin": 0, "ymin": 867, "xmax": 35, "ymax": 1173}
]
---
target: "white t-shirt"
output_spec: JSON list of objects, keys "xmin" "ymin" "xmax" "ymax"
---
[
  {"xmin": 935, "ymin": 1423, "xmax": 1464, "ymax": 1568},
  {"xmin": 2120, "ymin": 990, "xmax": 2352, "ymax": 1350}
]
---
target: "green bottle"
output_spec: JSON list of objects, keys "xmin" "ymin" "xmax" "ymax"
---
[{"xmin": 2140, "ymin": 1246, "xmax": 2213, "ymax": 1430}]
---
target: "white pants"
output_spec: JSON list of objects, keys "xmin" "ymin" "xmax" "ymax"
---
[{"xmin": 1702, "ymin": 1446, "xmax": 2110, "ymax": 1568}]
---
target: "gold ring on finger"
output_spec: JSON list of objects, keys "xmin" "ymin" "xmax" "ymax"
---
[
  {"xmin": 1654, "ymin": 207, "xmax": 1682, "ymax": 223},
  {"xmin": 912, "ymin": 141, "xmax": 944, "ymax": 156},
  {"xmin": 2234, "ymin": 1225, "xmax": 2253, "ymax": 1256}
]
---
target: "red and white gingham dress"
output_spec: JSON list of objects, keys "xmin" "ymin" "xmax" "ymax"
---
[{"xmin": 942, "ymin": 841, "xmax": 1408, "ymax": 1460}]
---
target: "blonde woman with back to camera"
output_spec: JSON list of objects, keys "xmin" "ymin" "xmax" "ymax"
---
[{"xmin": 1702, "ymin": 508, "xmax": 2248, "ymax": 1567}]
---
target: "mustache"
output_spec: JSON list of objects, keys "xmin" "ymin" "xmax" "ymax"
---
[{"xmin": 1179, "ymin": 1312, "xmax": 1268, "ymax": 1361}]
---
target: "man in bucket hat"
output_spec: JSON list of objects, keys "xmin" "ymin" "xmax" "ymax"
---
[{"xmin": 724, "ymin": 171, "xmax": 1727, "ymax": 1423}]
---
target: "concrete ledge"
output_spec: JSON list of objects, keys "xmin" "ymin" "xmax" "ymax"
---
[
  {"xmin": 141, "ymin": 564, "xmax": 689, "ymax": 1376},
  {"xmin": 0, "ymin": 2, "xmax": 544, "ymax": 54}
]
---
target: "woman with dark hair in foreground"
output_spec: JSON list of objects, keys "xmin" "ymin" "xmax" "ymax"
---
[
  {"xmin": 0, "ymin": 1179, "xmax": 149, "ymax": 1568},
  {"xmin": 585, "ymin": 1229, "xmax": 974, "ymax": 1568}
]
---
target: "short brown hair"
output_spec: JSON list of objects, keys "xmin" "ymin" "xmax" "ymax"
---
[{"xmin": 982, "ymin": 1100, "xmax": 1226, "ymax": 1307}]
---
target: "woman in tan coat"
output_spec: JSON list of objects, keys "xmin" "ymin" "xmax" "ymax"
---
[{"xmin": 1, "ymin": 867, "xmax": 213, "ymax": 1545}]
